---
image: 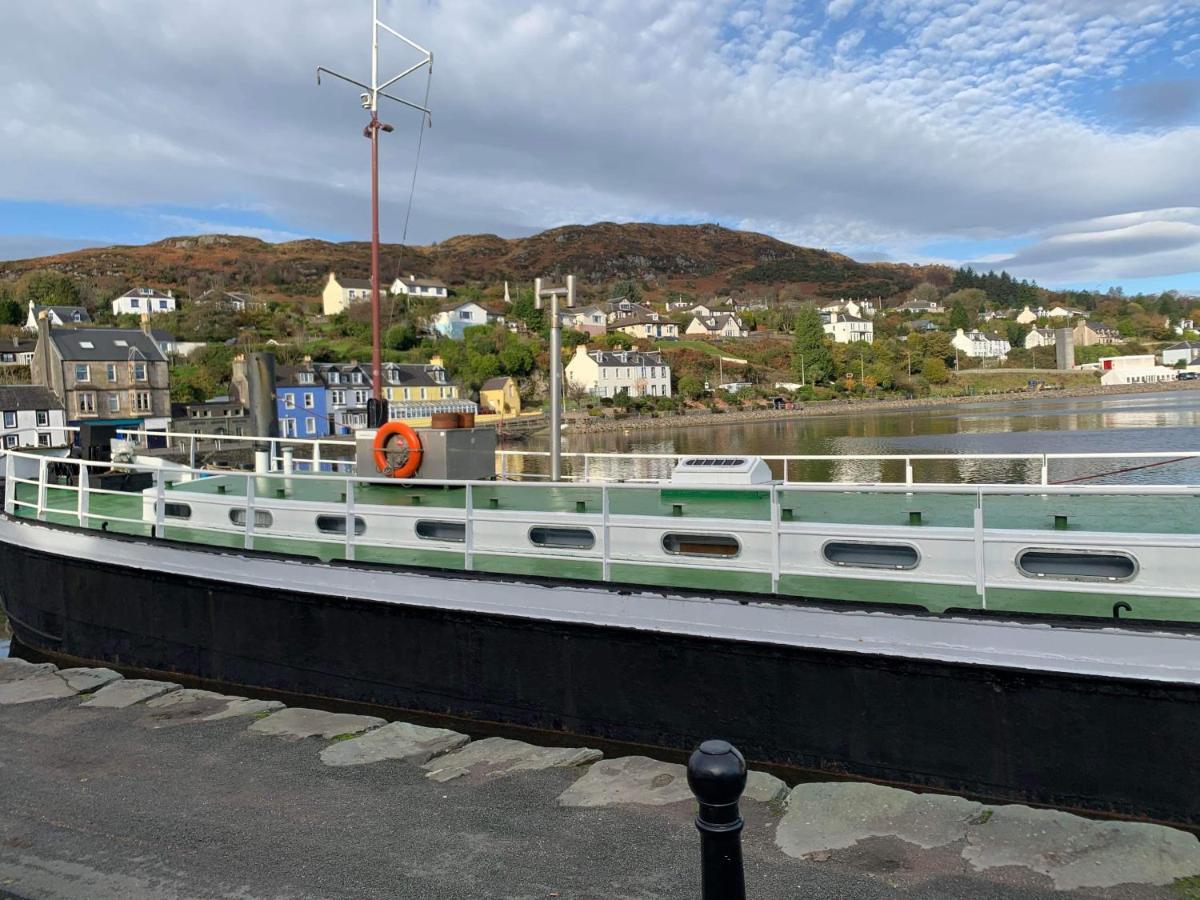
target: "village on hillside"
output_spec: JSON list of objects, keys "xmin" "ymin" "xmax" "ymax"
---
[{"xmin": 2, "ymin": 238, "xmax": 1200, "ymax": 452}]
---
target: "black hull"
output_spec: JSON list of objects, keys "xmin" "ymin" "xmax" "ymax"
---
[{"xmin": 3, "ymin": 537, "xmax": 1199, "ymax": 826}]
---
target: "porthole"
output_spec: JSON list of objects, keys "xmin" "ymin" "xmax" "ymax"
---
[
  {"xmin": 230, "ymin": 509, "xmax": 273, "ymax": 528},
  {"xmin": 823, "ymin": 541, "xmax": 919, "ymax": 570},
  {"xmin": 662, "ymin": 533, "xmax": 740, "ymax": 558},
  {"xmin": 163, "ymin": 502, "xmax": 192, "ymax": 520},
  {"xmin": 415, "ymin": 520, "xmax": 465, "ymax": 543},
  {"xmin": 529, "ymin": 526, "xmax": 595, "ymax": 550},
  {"xmin": 1016, "ymin": 549, "xmax": 1136, "ymax": 582},
  {"xmin": 316, "ymin": 515, "xmax": 366, "ymax": 536}
]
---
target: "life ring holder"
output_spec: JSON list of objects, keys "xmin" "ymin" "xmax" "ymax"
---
[{"xmin": 373, "ymin": 422, "xmax": 423, "ymax": 478}]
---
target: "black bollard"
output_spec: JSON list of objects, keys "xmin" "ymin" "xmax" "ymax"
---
[{"xmin": 687, "ymin": 739, "xmax": 747, "ymax": 900}]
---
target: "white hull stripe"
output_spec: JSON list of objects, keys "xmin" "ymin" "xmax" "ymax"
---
[{"xmin": 4, "ymin": 515, "xmax": 1200, "ymax": 685}]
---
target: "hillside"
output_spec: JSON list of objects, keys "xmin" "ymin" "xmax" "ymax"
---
[{"xmin": 0, "ymin": 222, "xmax": 949, "ymax": 303}]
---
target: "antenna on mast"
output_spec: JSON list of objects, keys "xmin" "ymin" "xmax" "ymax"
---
[{"xmin": 317, "ymin": 0, "xmax": 433, "ymax": 424}]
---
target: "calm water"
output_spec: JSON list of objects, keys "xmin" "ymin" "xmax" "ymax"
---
[{"xmin": 517, "ymin": 391, "xmax": 1200, "ymax": 485}]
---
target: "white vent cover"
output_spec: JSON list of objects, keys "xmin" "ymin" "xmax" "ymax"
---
[{"xmin": 670, "ymin": 456, "xmax": 773, "ymax": 485}]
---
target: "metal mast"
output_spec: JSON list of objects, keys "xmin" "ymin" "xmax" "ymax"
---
[
  {"xmin": 535, "ymin": 275, "xmax": 575, "ymax": 481},
  {"xmin": 318, "ymin": 0, "xmax": 432, "ymax": 418}
]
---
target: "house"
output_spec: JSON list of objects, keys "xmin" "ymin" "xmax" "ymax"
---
[
  {"xmin": 381, "ymin": 358, "xmax": 467, "ymax": 422},
  {"xmin": 431, "ymin": 301, "xmax": 493, "ymax": 340},
  {"xmin": 30, "ymin": 319, "xmax": 171, "ymax": 434},
  {"xmin": 112, "ymin": 287, "xmax": 176, "ymax": 316},
  {"xmin": 981, "ymin": 308, "xmax": 1017, "ymax": 322},
  {"xmin": 1161, "ymin": 341, "xmax": 1200, "ymax": 366},
  {"xmin": 0, "ymin": 338, "xmax": 36, "ymax": 367},
  {"xmin": 689, "ymin": 304, "xmax": 718, "ymax": 318},
  {"xmin": 321, "ymin": 273, "xmax": 375, "ymax": 316},
  {"xmin": 951, "ymin": 328, "xmax": 1011, "ymax": 360},
  {"xmin": 24, "ymin": 301, "xmax": 91, "ymax": 332},
  {"xmin": 604, "ymin": 298, "xmax": 659, "ymax": 323},
  {"xmin": 480, "ymin": 376, "xmax": 521, "ymax": 416},
  {"xmin": 275, "ymin": 364, "xmax": 330, "ymax": 439},
  {"xmin": 198, "ymin": 289, "xmax": 258, "ymax": 311},
  {"xmin": 1174, "ymin": 319, "xmax": 1195, "ymax": 336},
  {"xmin": 1098, "ymin": 355, "xmax": 1176, "ymax": 386},
  {"xmin": 1073, "ymin": 319, "xmax": 1121, "ymax": 347},
  {"xmin": 1015, "ymin": 306, "xmax": 1040, "ymax": 325},
  {"xmin": 173, "ymin": 395, "xmax": 250, "ymax": 445},
  {"xmin": 561, "ymin": 305, "xmax": 609, "ymax": 337},
  {"xmin": 822, "ymin": 311, "xmax": 873, "ymax": 344},
  {"xmin": 565, "ymin": 345, "xmax": 672, "ymax": 399},
  {"xmin": 314, "ymin": 363, "xmax": 373, "ymax": 433},
  {"xmin": 390, "ymin": 274, "xmax": 449, "ymax": 301},
  {"xmin": 907, "ymin": 319, "xmax": 938, "ymax": 334},
  {"xmin": 1024, "ymin": 328, "xmax": 1057, "ymax": 350},
  {"xmin": 685, "ymin": 313, "xmax": 747, "ymax": 339},
  {"xmin": 1046, "ymin": 306, "xmax": 1084, "ymax": 319},
  {"xmin": 821, "ymin": 299, "xmax": 877, "ymax": 319},
  {"xmin": 614, "ymin": 318, "xmax": 679, "ymax": 340},
  {"xmin": 895, "ymin": 297, "xmax": 944, "ymax": 314},
  {"xmin": 0, "ymin": 385, "xmax": 68, "ymax": 452}
]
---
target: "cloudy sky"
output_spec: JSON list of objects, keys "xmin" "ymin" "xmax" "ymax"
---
[{"xmin": 0, "ymin": 0, "xmax": 1198, "ymax": 292}]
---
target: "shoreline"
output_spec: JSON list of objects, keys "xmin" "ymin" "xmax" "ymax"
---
[{"xmin": 564, "ymin": 379, "xmax": 1200, "ymax": 435}]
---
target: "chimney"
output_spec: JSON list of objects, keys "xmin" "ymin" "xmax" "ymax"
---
[
  {"xmin": 140, "ymin": 313, "xmax": 151, "ymax": 336},
  {"xmin": 430, "ymin": 354, "xmax": 443, "ymax": 368}
]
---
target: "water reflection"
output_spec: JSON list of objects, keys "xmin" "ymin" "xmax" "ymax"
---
[{"xmin": 517, "ymin": 391, "xmax": 1200, "ymax": 485}]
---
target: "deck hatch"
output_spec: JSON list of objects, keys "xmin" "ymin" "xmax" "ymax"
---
[
  {"xmin": 163, "ymin": 503, "xmax": 192, "ymax": 520},
  {"xmin": 529, "ymin": 526, "xmax": 595, "ymax": 550},
  {"xmin": 316, "ymin": 515, "xmax": 366, "ymax": 536},
  {"xmin": 822, "ymin": 541, "xmax": 919, "ymax": 570},
  {"xmin": 415, "ymin": 520, "xmax": 465, "ymax": 543},
  {"xmin": 662, "ymin": 533, "xmax": 740, "ymax": 558},
  {"xmin": 229, "ymin": 509, "xmax": 273, "ymax": 528},
  {"xmin": 1017, "ymin": 549, "xmax": 1136, "ymax": 582}
]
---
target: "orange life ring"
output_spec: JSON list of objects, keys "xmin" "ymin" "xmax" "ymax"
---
[{"xmin": 373, "ymin": 422, "xmax": 423, "ymax": 478}]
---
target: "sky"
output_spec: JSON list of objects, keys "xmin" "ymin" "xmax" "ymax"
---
[{"xmin": 0, "ymin": 0, "xmax": 1198, "ymax": 294}]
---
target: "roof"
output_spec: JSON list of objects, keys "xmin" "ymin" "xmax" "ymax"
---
[
  {"xmin": 383, "ymin": 364, "xmax": 446, "ymax": 388},
  {"xmin": 0, "ymin": 385, "xmax": 61, "ymax": 411},
  {"xmin": 828, "ymin": 312, "xmax": 867, "ymax": 323},
  {"xmin": 586, "ymin": 349, "xmax": 666, "ymax": 368},
  {"xmin": 48, "ymin": 327, "xmax": 167, "ymax": 362},
  {"xmin": 150, "ymin": 330, "xmax": 175, "ymax": 342},
  {"xmin": 1164, "ymin": 341, "xmax": 1200, "ymax": 351},
  {"xmin": 33, "ymin": 304, "xmax": 91, "ymax": 322},
  {"xmin": 615, "ymin": 317, "xmax": 672, "ymax": 328},
  {"xmin": 116, "ymin": 287, "xmax": 173, "ymax": 300},
  {"xmin": 480, "ymin": 376, "xmax": 513, "ymax": 391},
  {"xmin": 692, "ymin": 313, "xmax": 742, "ymax": 330},
  {"xmin": 333, "ymin": 276, "xmax": 373, "ymax": 290},
  {"xmin": 1081, "ymin": 320, "xmax": 1119, "ymax": 332},
  {"xmin": 397, "ymin": 276, "xmax": 447, "ymax": 290}
]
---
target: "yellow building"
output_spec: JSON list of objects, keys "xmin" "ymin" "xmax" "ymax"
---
[
  {"xmin": 322, "ymin": 272, "xmax": 374, "ymax": 316},
  {"xmin": 480, "ymin": 376, "xmax": 520, "ymax": 415}
]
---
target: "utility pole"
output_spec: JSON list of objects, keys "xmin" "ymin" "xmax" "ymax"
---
[
  {"xmin": 318, "ymin": 0, "xmax": 432, "ymax": 424},
  {"xmin": 536, "ymin": 276, "xmax": 575, "ymax": 481}
]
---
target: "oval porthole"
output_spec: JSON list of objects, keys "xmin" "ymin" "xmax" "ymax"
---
[
  {"xmin": 229, "ymin": 509, "xmax": 273, "ymax": 528},
  {"xmin": 529, "ymin": 526, "xmax": 595, "ymax": 550},
  {"xmin": 163, "ymin": 502, "xmax": 191, "ymax": 520},
  {"xmin": 823, "ymin": 541, "xmax": 919, "ymax": 570},
  {"xmin": 415, "ymin": 520, "xmax": 465, "ymax": 543},
  {"xmin": 316, "ymin": 515, "xmax": 366, "ymax": 536},
  {"xmin": 1016, "ymin": 549, "xmax": 1136, "ymax": 582},
  {"xmin": 662, "ymin": 533, "xmax": 740, "ymax": 558}
]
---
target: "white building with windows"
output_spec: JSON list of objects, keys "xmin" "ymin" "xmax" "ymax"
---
[
  {"xmin": 685, "ymin": 314, "xmax": 747, "ymax": 339},
  {"xmin": 822, "ymin": 311, "xmax": 874, "ymax": 344},
  {"xmin": 565, "ymin": 345, "xmax": 672, "ymax": 399},
  {"xmin": 112, "ymin": 288, "xmax": 176, "ymax": 316},
  {"xmin": 390, "ymin": 274, "xmax": 448, "ymax": 301},
  {"xmin": 952, "ymin": 328, "xmax": 1011, "ymax": 360},
  {"xmin": 24, "ymin": 301, "xmax": 91, "ymax": 332},
  {"xmin": 430, "ymin": 302, "xmax": 492, "ymax": 340},
  {"xmin": 0, "ymin": 386, "xmax": 67, "ymax": 453},
  {"xmin": 1024, "ymin": 328, "xmax": 1056, "ymax": 349}
]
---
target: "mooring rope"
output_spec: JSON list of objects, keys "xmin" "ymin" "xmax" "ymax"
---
[{"xmin": 1050, "ymin": 456, "xmax": 1193, "ymax": 484}]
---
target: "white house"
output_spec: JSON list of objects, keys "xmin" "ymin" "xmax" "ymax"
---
[
  {"xmin": 565, "ymin": 345, "xmax": 672, "ymax": 399},
  {"xmin": 24, "ymin": 301, "xmax": 91, "ymax": 332},
  {"xmin": 1046, "ymin": 306, "xmax": 1084, "ymax": 319},
  {"xmin": 112, "ymin": 287, "xmax": 176, "ymax": 316},
  {"xmin": 822, "ymin": 311, "xmax": 874, "ymax": 344},
  {"xmin": 561, "ymin": 305, "xmax": 609, "ymax": 337},
  {"xmin": 1174, "ymin": 319, "xmax": 1195, "ymax": 336},
  {"xmin": 952, "ymin": 328, "xmax": 1011, "ymax": 360},
  {"xmin": 1015, "ymin": 306, "xmax": 1040, "ymax": 325},
  {"xmin": 0, "ymin": 338, "xmax": 36, "ymax": 367},
  {"xmin": 1024, "ymin": 328, "xmax": 1056, "ymax": 350},
  {"xmin": 321, "ymin": 273, "xmax": 375, "ymax": 316},
  {"xmin": 431, "ymin": 301, "xmax": 492, "ymax": 340},
  {"xmin": 390, "ymin": 274, "xmax": 448, "ymax": 301},
  {"xmin": 0, "ymin": 385, "xmax": 68, "ymax": 452},
  {"xmin": 1162, "ymin": 341, "xmax": 1200, "ymax": 366},
  {"xmin": 614, "ymin": 318, "xmax": 679, "ymax": 340},
  {"xmin": 896, "ymin": 297, "xmax": 944, "ymax": 314},
  {"xmin": 604, "ymin": 298, "xmax": 658, "ymax": 323},
  {"xmin": 685, "ymin": 314, "xmax": 747, "ymax": 339},
  {"xmin": 821, "ymin": 299, "xmax": 877, "ymax": 319},
  {"xmin": 1098, "ymin": 355, "xmax": 1176, "ymax": 386}
]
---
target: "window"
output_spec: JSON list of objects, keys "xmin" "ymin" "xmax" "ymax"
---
[
  {"xmin": 298, "ymin": 373, "xmax": 315, "ymax": 385},
  {"xmin": 75, "ymin": 364, "xmax": 90, "ymax": 382},
  {"xmin": 113, "ymin": 340, "xmax": 127, "ymax": 348},
  {"xmin": 459, "ymin": 310, "xmax": 472, "ymax": 320},
  {"xmin": 159, "ymin": 300, "xmax": 168, "ymax": 310},
  {"xmin": 303, "ymin": 392, "xmax": 315, "ymax": 409},
  {"xmin": 529, "ymin": 526, "xmax": 595, "ymax": 550},
  {"xmin": 35, "ymin": 410, "xmax": 49, "ymax": 427},
  {"xmin": 3, "ymin": 435, "xmax": 16, "ymax": 449},
  {"xmin": 164, "ymin": 503, "xmax": 192, "ymax": 519},
  {"xmin": 107, "ymin": 393, "xmax": 120, "ymax": 413},
  {"xmin": 129, "ymin": 298, "xmax": 140, "ymax": 309},
  {"xmin": 662, "ymin": 533, "xmax": 740, "ymax": 558},
  {"xmin": 229, "ymin": 509, "xmax": 273, "ymax": 528},
  {"xmin": 106, "ymin": 363, "xmax": 118, "ymax": 381},
  {"xmin": 352, "ymin": 372, "xmax": 364, "ymax": 384},
  {"xmin": 354, "ymin": 390, "xmax": 368, "ymax": 405},
  {"xmin": 2, "ymin": 411, "xmax": 15, "ymax": 429},
  {"xmin": 823, "ymin": 541, "xmax": 919, "ymax": 570},
  {"xmin": 1016, "ymin": 549, "xmax": 1136, "ymax": 583},
  {"xmin": 347, "ymin": 290, "xmax": 356, "ymax": 299},
  {"xmin": 328, "ymin": 372, "xmax": 341, "ymax": 384},
  {"xmin": 415, "ymin": 520, "xmax": 465, "ymax": 542},
  {"xmin": 133, "ymin": 362, "xmax": 147, "ymax": 381},
  {"xmin": 330, "ymin": 390, "xmax": 345, "ymax": 405},
  {"xmin": 305, "ymin": 416, "xmax": 316, "ymax": 434},
  {"xmin": 316, "ymin": 515, "xmax": 366, "ymax": 536},
  {"xmin": 78, "ymin": 393, "xmax": 96, "ymax": 414},
  {"xmin": 283, "ymin": 394, "xmax": 295, "ymax": 409},
  {"xmin": 281, "ymin": 417, "xmax": 297, "ymax": 437},
  {"xmin": 134, "ymin": 392, "xmax": 151, "ymax": 413},
  {"xmin": 37, "ymin": 433, "xmax": 51, "ymax": 447}
]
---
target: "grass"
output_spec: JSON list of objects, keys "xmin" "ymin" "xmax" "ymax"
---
[
  {"xmin": 931, "ymin": 370, "xmax": 1100, "ymax": 396},
  {"xmin": 1173, "ymin": 876, "xmax": 1200, "ymax": 899}
]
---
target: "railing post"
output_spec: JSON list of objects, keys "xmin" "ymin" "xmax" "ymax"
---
[
  {"xmin": 1040, "ymin": 454, "xmax": 1049, "ymax": 486},
  {"xmin": 189, "ymin": 435, "xmax": 197, "ymax": 470},
  {"xmin": 769, "ymin": 484, "xmax": 780, "ymax": 593},
  {"xmin": 35, "ymin": 456, "xmax": 48, "ymax": 522},
  {"xmin": 782, "ymin": 458, "xmax": 789, "ymax": 484},
  {"xmin": 3, "ymin": 451, "xmax": 15, "ymax": 515},
  {"xmin": 583, "ymin": 454, "xmax": 591, "ymax": 484},
  {"xmin": 344, "ymin": 479, "xmax": 356, "ymax": 562},
  {"xmin": 905, "ymin": 458, "xmax": 914, "ymax": 486},
  {"xmin": 77, "ymin": 462, "xmax": 89, "ymax": 527},
  {"xmin": 500, "ymin": 451, "xmax": 508, "ymax": 482},
  {"xmin": 601, "ymin": 483, "xmax": 611, "ymax": 581},
  {"xmin": 687, "ymin": 740, "xmax": 747, "ymax": 900},
  {"xmin": 153, "ymin": 468, "xmax": 166, "ymax": 539},
  {"xmin": 244, "ymin": 474, "xmax": 256, "ymax": 551},
  {"xmin": 974, "ymin": 488, "xmax": 986, "ymax": 609},
  {"xmin": 282, "ymin": 446, "xmax": 295, "ymax": 477},
  {"xmin": 464, "ymin": 483, "xmax": 474, "ymax": 571},
  {"xmin": 313, "ymin": 442, "xmax": 322, "ymax": 474}
]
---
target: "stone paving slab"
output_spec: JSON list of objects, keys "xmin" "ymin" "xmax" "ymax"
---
[
  {"xmin": 57, "ymin": 667, "xmax": 123, "ymax": 693},
  {"xmin": 0, "ymin": 658, "xmax": 57, "ymax": 684},
  {"xmin": 963, "ymin": 803, "xmax": 1200, "ymax": 891},
  {"xmin": 247, "ymin": 707, "xmax": 385, "ymax": 741},
  {"xmin": 0, "ymin": 672, "xmax": 78, "ymax": 705},
  {"xmin": 776, "ymin": 782, "xmax": 985, "ymax": 858},
  {"xmin": 558, "ymin": 756, "xmax": 788, "ymax": 808},
  {"xmin": 80, "ymin": 679, "xmax": 181, "ymax": 709},
  {"xmin": 424, "ymin": 737, "xmax": 602, "ymax": 783},
  {"xmin": 320, "ymin": 721, "xmax": 469, "ymax": 767},
  {"xmin": 144, "ymin": 688, "xmax": 285, "ymax": 723}
]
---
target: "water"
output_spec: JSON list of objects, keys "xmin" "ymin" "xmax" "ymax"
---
[{"xmin": 518, "ymin": 391, "xmax": 1200, "ymax": 485}]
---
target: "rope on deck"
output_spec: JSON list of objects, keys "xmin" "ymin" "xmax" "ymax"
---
[{"xmin": 1050, "ymin": 456, "xmax": 1194, "ymax": 484}]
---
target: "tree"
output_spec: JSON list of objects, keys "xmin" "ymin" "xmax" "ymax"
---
[
  {"xmin": 678, "ymin": 375, "xmax": 705, "ymax": 400},
  {"xmin": 923, "ymin": 358, "xmax": 949, "ymax": 384},
  {"xmin": 385, "ymin": 321, "xmax": 419, "ymax": 351},
  {"xmin": 948, "ymin": 301, "xmax": 970, "ymax": 330},
  {"xmin": 912, "ymin": 282, "xmax": 941, "ymax": 304},
  {"xmin": 0, "ymin": 297, "xmax": 20, "ymax": 327},
  {"xmin": 18, "ymin": 270, "xmax": 81, "ymax": 309},
  {"xmin": 791, "ymin": 306, "xmax": 834, "ymax": 384},
  {"xmin": 610, "ymin": 279, "xmax": 642, "ymax": 305}
]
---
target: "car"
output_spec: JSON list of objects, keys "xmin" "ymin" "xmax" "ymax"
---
[{"xmin": 1178, "ymin": 371, "xmax": 1198, "ymax": 381}]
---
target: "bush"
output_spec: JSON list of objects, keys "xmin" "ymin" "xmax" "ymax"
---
[{"xmin": 923, "ymin": 358, "xmax": 950, "ymax": 384}]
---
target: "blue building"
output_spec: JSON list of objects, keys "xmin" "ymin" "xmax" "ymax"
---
[{"xmin": 275, "ymin": 364, "xmax": 330, "ymax": 438}]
